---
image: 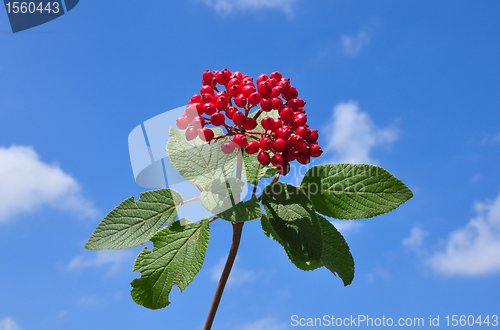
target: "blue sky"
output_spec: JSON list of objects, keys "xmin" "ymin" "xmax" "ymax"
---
[{"xmin": 1, "ymin": 1, "xmax": 500, "ymax": 329}]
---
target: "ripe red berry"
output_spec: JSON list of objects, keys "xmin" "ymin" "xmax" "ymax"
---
[
  {"xmin": 225, "ymin": 106, "xmax": 237, "ymax": 119},
  {"xmin": 228, "ymin": 78, "xmax": 241, "ymax": 88},
  {"xmin": 271, "ymin": 97, "xmax": 283, "ymax": 110},
  {"xmin": 200, "ymin": 85, "xmax": 214, "ymax": 95},
  {"xmin": 176, "ymin": 117, "xmax": 189, "ymax": 130},
  {"xmin": 216, "ymin": 95, "xmax": 229, "ymax": 111},
  {"xmin": 261, "ymin": 117, "xmax": 275, "ymax": 131},
  {"xmin": 242, "ymin": 77, "xmax": 254, "ymax": 86},
  {"xmin": 273, "ymin": 119, "xmax": 283, "ymax": 131},
  {"xmin": 199, "ymin": 128, "xmax": 214, "ymax": 141},
  {"xmin": 259, "ymin": 137, "xmax": 273, "ymax": 151},
  {"xmin": 273, "ymin": 138, "xmax": 287, "ymax": 153},
  {"xmin": 271, "ymin": 154, "xmax": 285, "ymax": 167},
  {"xmin": 276, "ymin": 162, "xmax": 290, "ymax": 175},
  {"xmin": 221, "ymin": 141, "xmax": 237, "ymax": 154},
  {"xmin": 192, "ymin": 116, "xmax": 205, "ymax": 129},
  {"xmin": 201, "ymin": 93, "xmax": 215, "ymax": 105},
  {"xmin": 270, "ymin": 86, "xmax": 282, "ymax": 98},
  {"xmin": 267, "ymin": 77, "xmax": 278, "ymax": 88},
  {"xmin": 280, "ymin": 106, "xmax": 294, "ymax": 122},
  {"xmin": 296, "ymin": 142, "xmax": 309, "ymax": 153},
  {"xmin": 284, "ymin": 149, "xmax": 297, "ymax": 162},
  {"xmin": 216, "ymin": 68, "xmax": 231, "ymax": 85},
  {"xmin": 232, "ymin": 111, "xmax": 246, "ymax": 126},
  {"xmin": 260, "ymin": 97, "xmax": 272, "ymax": 111},
  {"xmin": 279, "ymin": 78, "xmax": 290, "ymax": 93},
  {"xmin": 210, "ymin": 112, "xmax": 225, "ymax": 126},
  {"xmin": 245, "ymin": 141, "xmax": 260, "ymax": 154},
  {"xmin": 296, "ymin": 153, "xmax": 310, "ymax": 165},
  {"xmin": 284, "ymin": 86, "xmax": 298, "ymax": 100},
  {"xmin": 270, "ymin": 71, "xmax": 282, "ymax": 81},
  {"xmin": 248, "ymin": 92, "xmax": 262, "ymax": 105},
  {"xmin": 242, "ymin": 85, "xmax": 256, "ymax": 98},
  {"xmin": 203, "ymin": 102, "xmax": 217, "ymax": 115},
  {"xmin": 243, "ymin": 117, "xmax": 257, "ymax": 130},
  {"xmin": 289, "ymin": 134, "xmax": 304, "ymax": 148},
  {"xmin": 296, "ymin": 126, "xmax": 310, "ymax": 140},
  {"xmin": 234, "ymin": 94, "xmax": 247, "ymax": 108},
  {"xmin": 257, "ymin": 151, "xmax": 271, "ymax": 166},
  {"xmin": 228, "ymin": 84, "xmax": 241, "ymax": 97},
  {"xmin": 191, "ymin": 94, "xmax": 202, "ymax": 103},
  {"xmin": 257, "ymin": 81, "xmax": 272, "ymax": 97},
  {"xmin": 292, "ymin": 113, "xmax": 307, "ymax": 127},
  {"xmin": 257, "ymin": 73, "xmax": 268, "ymax": 85},
  {"xmin": 185, "ymin": 127, "xmax": 198, "ymax": 141},
  {"xmin": 310, "ymin": 144, "xmax": 323, "ymax": 157},
  {"xmin": 233, "ymin": 134, "xmax": 248, "ymax": 148},
  {"xmin": 306, "ymin": 129, "xmax": 319, "ymax": 143},
  {"xmin": 276, "ymin": 126, "xmax": 292, "ymax": 140},
  {"xmin": 202, "ymin": 70, "xmax": 214, "ymax": 86}
]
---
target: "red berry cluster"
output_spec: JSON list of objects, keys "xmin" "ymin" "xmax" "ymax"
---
[{"xmin": 176, "ymin": 69, "xmax": 323, "ymax": 175}]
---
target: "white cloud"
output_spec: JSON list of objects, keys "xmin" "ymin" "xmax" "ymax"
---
[
  {"xmin": 238, "ymin": 317, "xmax": 288, "ymax": 330},
  {"xmin": 0, "ymin": 317, "xmax": 21, "ymax": 330},
  {"xmin": 427, "ymin": 193, "xmax": 500, "ymax": 276},
  {"xmin": 330, "ymin": 220, "xmax": 362, "ymax": 233},
  {"xmin": 403, "ymin": 227, "xmax": 429, "ymax": 252},
  {"xmin": 209, "ymin": 256, "xmax": 258, "ymax": 286},
  {"xmin": 323, "ymin": 102, "xmax": 399, "ymax": 164},
  {"xmin": 0, "ymin": 145, "xmax": 97, "ymax": 222},
  {"xmin": 202, "ymin": 0, "xmax": 298, "ymax": 16},
  {"xmin": 367, "ymin": 267, "xmax": 391, "ymax": 283},
  {"xmin": 67, "ymin": 250, "xmax": 133, "ymax": 275},
  {"xmin": 341, "ymin": 29, "xmax": 371, "ymax": 56}
]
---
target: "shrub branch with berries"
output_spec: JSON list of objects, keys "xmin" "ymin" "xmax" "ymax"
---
[{"xmin": 85, "ymin": 69, "xmax": 413, "ymax": 330}]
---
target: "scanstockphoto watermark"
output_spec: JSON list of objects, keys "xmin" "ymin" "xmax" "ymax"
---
[{"xmin": 3, "ymin": 0, "xmax": 79, "ymax": 33}]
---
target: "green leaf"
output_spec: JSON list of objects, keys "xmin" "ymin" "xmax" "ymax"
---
[
  {"xmin": 241, "ymin": 151, "xmax": 277, "ymax": 185},
  {"xmin": 301, "ymin": 164, "xmax": 413, "ymax": 220},
  {"xmin": 262, "ymin": 182, "xmax": 323, "ymax": 260},
  {"xmin": 261, "ymin": 214, "xmax": 322, "ymax": 271},
  {"xmin": 200, "ymin": 177, "xmax": 245, "ymax": 214},
  {"xmin": 316, "ymin": 214, "xmax": 355, "ymax": 286},
  {"xmin": 85, "ymin": 189, "xmax": 183, "ymax": 250},
  {"xmin": 130, "ymin": 217, "xmax": 210, "ymax": 310},
  {"xmin": 217, "ymin": 196, "xmax": 262, "ymax": 222},
  {"xmin": 166, "ymin": 127, "xmax": 234, "ymax": 191}
]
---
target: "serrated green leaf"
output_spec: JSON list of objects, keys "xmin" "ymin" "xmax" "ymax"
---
[
  {"xmin": 85, "ymin": 189, "xmax": 183, "ymax": 250},
  {"xmin": 216, "ymin": 196, "xmax": 262, "ymax": 222},
  {"xmin": 166, "ymin": 127, "xmax": 234, "ymax": 191},
  {"xmin": 131, "ymin": 217, "xmax": 210, "ymax": 310},
  {"xmin": 261, "ymin": 214, "xmax": 322, "ymax": 271},
  {"xmin": 316, "ymin": 214, "xmax": 355, "ymax": 286},
  {"xmin": 301, "ymin": 164, "xmax": 413, "ymax": 220},
  {"xmin": 262, "ymin": 182, "xmax": 323, "ymax": 260},
  {"xmin": 200, "ymin": 177, "xmax": 245, "ymax": 214}
]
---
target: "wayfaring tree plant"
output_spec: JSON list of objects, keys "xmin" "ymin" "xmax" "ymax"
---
[{"xmin": 85, "ymin": 69, "xmax": 413, "ymax": 329}]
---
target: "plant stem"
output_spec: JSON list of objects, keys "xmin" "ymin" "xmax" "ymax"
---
[{"xmin": 203, "ymin": 148, "xmax": 244, "ymax": 330}]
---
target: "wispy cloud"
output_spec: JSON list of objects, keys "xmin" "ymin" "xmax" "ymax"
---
[
  {"xmin": 209, "ymin": 256, "xmax": 259, "ymax": 286},
  {"xmin": 67, "ymin": 250, "xmax": 134, "ymax": 276},
  {"xmin": 322, "ymin": 102, "xmax": 399, "ymax": 164},
  {"xmin": 403, "ymin": 227, "xmax": 429, "ymax": 254},
  {"xmin": 341, "ymin": 28, "xmax": 371, "ymax": 56},
  {"xmin": 202, "ymin": 0, "xmax": 298, "ymax": 17},
  {"xmin": 426, "ymin": 193, "xmax": 500, "ymax": 276},
  {"xmin": 238, "ymin": 317, "xmax": 288, "ymax": 330},
  {"xmin": 0, "ymin": 317, "xmax": 21, "ymax": 330},
  {"xmin": 0, "ymin": 145, "xmax": 97, "ymax": 223}
]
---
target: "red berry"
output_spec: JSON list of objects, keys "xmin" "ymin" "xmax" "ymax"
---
[
  {"xmin": 307, "ymin": 129, "xmax": 319, "ymax": 143},
  {"xmin": 245, "ymin": 141, "xmax": 260, "ymax": 154},
  {"xmin": 185, "ymin": 127, "xmax": 198, "ymax": 141},
  {"xmin": 228, "ymin": 78, "xmax": 241, "ymax": 88},
  {"xmin": 276, "ymin": 162, "xmax": 290, "ymax": 175},
  {"xmin": 261, "ymin": 117, "xmax": 275, "ymax": 131},
  {"xmin": 260, "ymin": 97, "xmax": 272, "ymax": 111},
  {"xmin": 289, "ymin": 134, "xmax": 304, "ymax": 148},
  {"xmin": 228, "ymin": 84, "xmax": 241, "ymax": 97},
  {"xmin": 296, "ymin": 142, "xmax": 309, "ymax": 153},
  {"xmin": 268, "ymin": 77, "xmax": 278, "ymax": 88},
  {"xmin": 199, "ymin": 128, "xmax": 214, "ymax": 142},
  {"xmin": 243, "ymin": 117, "xmax": 257, "ymax": 130},
  {"xmin": 215, "ymin": 90, "xmax": 228, "ymax": 98},
  {"xmin": 273, "ymin": 118, "xmax": 283, "ymax": 131},
  {"xmin": 176, "ymin": 117, "xmax": 189, "ymax": 130},
  {"xmin": 270, "ymin": 71, "xmax": 282, "ymax": 81},
  {"xmin": 284, "ymin": 86, "xmax": 298, "ymax": 100},
  {"xmin": 191, "ymin": 94, "xmax": 202, "ymax": 103},
  {"xmin": 288, "ymin": 98, "xmax": 300, "ymax": 111},
  {"xmin": 280, "ymin": 106, "xmax": 294, "ymax": 122},
  {"xmin": 248, "ymin": 92, "xmax": 262, "ymax": 105},
  {"xmin": 221, "ymin": 141, "xmax": 237, "ymax": 154},
  {"xmin": 233, "ymin": 134, "xmax": 248, "ymax": 148},
  {"xmin": 271, "ymin": 97, "xmax": 283, "ymax": 110},
  {"xmin": 279, "ymin": 78, "xmax": 290, "ymax": 94},
  {"xmin": 200, "ymin": 85, "xmax": 214, "ymax": 95},
  {"xmin": 211, "ymin": 112, "xmax": 225, "ymax": 126},
  {"xmin": 276, "ymin": 126, "xmax": 292, "ymax": 140},
  {"xmin": 257, "ymin": 81, "xmax": 272, "ymax": 97},
  {"xmin": 259, "ymin": 137, "xmax": 273, "ymax": 151},
  {"xmin": 273, "ymin": 138, "xmax": 287, "ymax": 153},
  {"xmin": 216, "ymin": 95, "xmax": 229, "ymax": 111},
  {"xmin": 216, "ymin": 68, "xmax": 231, "ymax": 85},
  {"xmin": 232, "ymin": 111, "xmax": 246, "ymax": 126},
  {"xmin": 242, "ymin": 77, "xmax": 254, "ymax": 86},
  {"xmin": 232, "ymin": 71, "xmax": 243, "ymax": 80},
  {"xmin": 257, "ymin": 73, "xmax": 268, "ymax": 85},
  {"xmin": 192, "ymin": 116, "xmax": 205, "ymax": 129},
  {"xmin": 296, "ymin": 126, "xmax": 310, "ymax": 140},
  {"xmin": 186, "ymin": 103, "xmax": 199, "ymax": 119},
  {"xmin": 225, "ymin": 106, "xmax": 237, "ymax": 119},
  {"xmin": 293, "ymin": 113, "xmax": 307, "ymax": 127},
  {"xmin": 257, "ymin": 151, "xmax": 271, "ymax": 166},
  {"xmin": 296, "ymin": 153, "xmax": 310, "ymax": 165},
  {"xmin": 271, "ymin": 154, "xmax": 285, "ymax": 166},
  {"xmin": 201, "ymin": 93, "xmax": 215, "ymax": 105},
  {"xmin": 203, "ymin": 102, "xmax": 217, "ymax": 115},
  {"xmin": 284, "ymin": 149, "xmax": 297, "ymax": 162},
  {"xmin": 202, "ymin": 70, "xmax": 214, "ymax": 86},
  {"xmin": 310, "ymin": 144, "xmax": 323, "ymax": 157},
  {"xmin": 270, "ymin": 86, "xmax": 282, "ymax": 98},
  {"xmin": 234, "ymin": 94, "xmax": 247, "ymax": 108},
  {"xmin": 242, "ymin": 85, "xmax": 256, "ymax": 97}
]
